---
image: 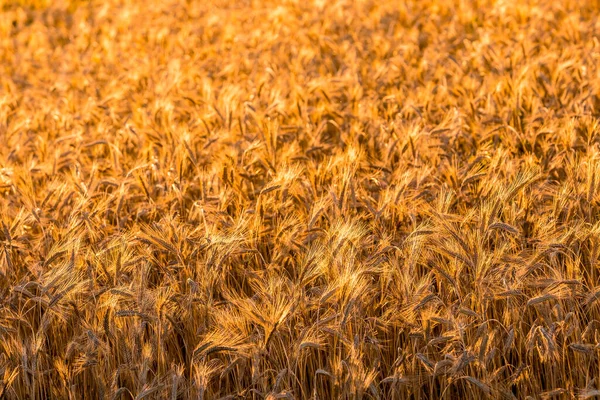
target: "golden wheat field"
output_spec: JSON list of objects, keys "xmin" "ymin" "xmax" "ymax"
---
[{"xmin": 2, "ymin": 0, "xmax": 600, "ymax": 398}]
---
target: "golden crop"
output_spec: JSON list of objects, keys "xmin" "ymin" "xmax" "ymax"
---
[{"xmin": 1, "ymin": 0, "xmax": 600, "ymax": 398}]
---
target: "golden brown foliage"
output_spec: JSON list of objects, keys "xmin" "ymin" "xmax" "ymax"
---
[{"xmin": 1, "ymin": 0, "xmax": 600, "ymax": 398}]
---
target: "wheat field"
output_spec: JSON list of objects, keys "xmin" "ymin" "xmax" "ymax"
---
[{"xmin": 1, "ymin": 0, "xmax": 600, "ymax": 398}]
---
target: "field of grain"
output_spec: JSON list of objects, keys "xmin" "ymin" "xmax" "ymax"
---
[{"xmin": 1, "ymin": 0, "xmax": 600, "ymax": 398}]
